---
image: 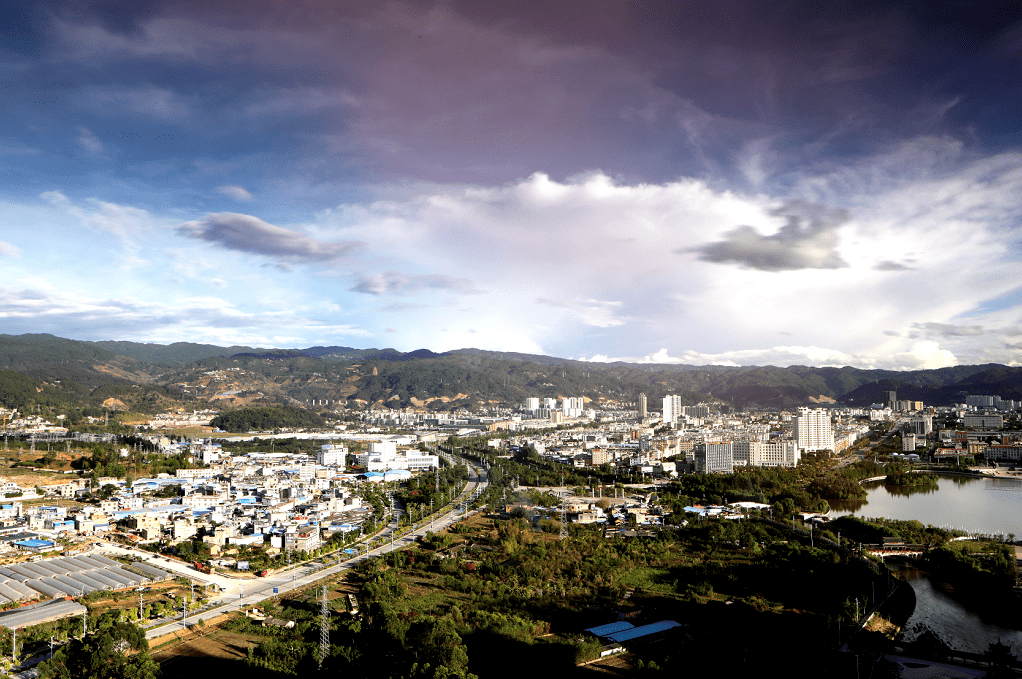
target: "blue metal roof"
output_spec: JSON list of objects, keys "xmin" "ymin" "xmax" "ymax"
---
[
  {"xmin": 584, "ymin": 621, "xmax": 634, "ymax": 637},
  {"xmin": 606, "ymin": 620, "xmax": 682, "ymax": 643}
]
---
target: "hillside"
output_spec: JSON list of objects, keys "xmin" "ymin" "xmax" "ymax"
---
[
  {"xmin": 0, "ymin": 334, "xmax": 154, "ymax": 385},
  {"xmin": 0, "ymin": 334, "xmax": 1018, "ymax": 413}
]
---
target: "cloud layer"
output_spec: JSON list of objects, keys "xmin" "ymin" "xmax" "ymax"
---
[
  {"xmin": 178, "ymin": 213, "xmax": 362, "ymax": 265},
  {"xmin": 3, "ymin": 2, "xmax": 1022, "ymax": 368}
]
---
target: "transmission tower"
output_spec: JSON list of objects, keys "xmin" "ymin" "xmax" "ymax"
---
[
  {"xmin": 559, "ymin": 496, "xmax": 568, "ymax": 540},
  {"xmin": 318, "ymin": 585, "xmax": 330, "ymax": 669}
]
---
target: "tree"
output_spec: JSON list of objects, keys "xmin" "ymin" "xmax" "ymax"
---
[
  {"xmin": 37, "ymin": 621, "xmax": 159, "ymax": 679},
  {"xmin": 412, "ymin": 616, "xmax": 474, "ymax": 679}
]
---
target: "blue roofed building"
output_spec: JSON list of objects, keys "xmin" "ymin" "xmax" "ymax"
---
[{"xmin": 605, "ymin": 620, "xmax": 682, "ymax": 643}]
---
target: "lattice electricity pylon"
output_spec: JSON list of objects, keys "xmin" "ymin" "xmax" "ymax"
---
[
  {"xmin": 559, "ymin": 501, "xmax": 568, "ymax": 540},
  {"xmin": 318, "ymin": 585, "xmax": 330, "ymax": 669}
]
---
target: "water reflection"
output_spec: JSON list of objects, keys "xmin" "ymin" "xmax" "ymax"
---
[
  {"xmin": 894, "ymin": 564, "xmax": 1022, "ymax": 658},
  {"xmin": 884, "ymin": 484, "xmax": 939, "ymax": 498},
  {"xmin": 826, "ymin": 498, "xmax": 866, "ymax": 513},
  {"xmin": 829, "ymin": 475, "xmax": 1022, "ymax": 535}
]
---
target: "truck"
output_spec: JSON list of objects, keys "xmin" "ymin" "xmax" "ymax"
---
[{"xmin": 193, "ymin": 561, "xmax": 211, "ymax": 574}]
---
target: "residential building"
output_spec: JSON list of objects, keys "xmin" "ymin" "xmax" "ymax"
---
[
  {"xmin": 793, "ymin": 407, "xmax": 834, "ymax": 452},
  {"xmin": 663, "ymin": 395, "xmax": 683, "ymax": 426}
]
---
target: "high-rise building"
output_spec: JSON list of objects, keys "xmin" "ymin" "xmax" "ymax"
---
[
  {"xmin": 885, "ymin": 391, "xmax": 898, "ymax": 410},
  {"xmin": 793, "ymin": 407, "xmax": 834, "ymax": 452},
  {"xmin": 695, "ymin": 442, "xmax": 733, "ymax": 474},
  {"xmin": 525, "ymin": 397, "xmax": 540, "ymax": 413},
  {"xmin": 638, "ymin": 393, "xmax": 647, "ymax": 420},
  {"xmin": 561, "ymin": 397, "xmax": 584, "ymax": 418},
  {"xmin": 663, "ymin": 395, "xmax": 683, "ymax": 425},
  {"xmin": 908, "ymin": 415, "xmax": 932, "ymax": 436}
]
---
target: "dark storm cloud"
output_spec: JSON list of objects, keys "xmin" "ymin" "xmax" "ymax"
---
[
  {"xmin": 178, "ymin": 212, "xmax": 362, "ymax": 264},
  {"xmin": 689, "ymin": 201, "xmax": 849, "ymax": 271}
]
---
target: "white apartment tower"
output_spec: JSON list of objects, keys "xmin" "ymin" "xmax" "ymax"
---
[
  {"xmin": 561, "ymin": 397, "xmax": 584, "ymax": 418},
  {"xmin": 793, "ymin": 407, "xmax": 834, "ymax": 452},
  {"xmin": 662, "ymin": 395, "xmax": 683, "ymax": 426}
]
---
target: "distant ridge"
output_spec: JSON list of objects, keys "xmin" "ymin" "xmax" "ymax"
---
[
  {"xmin": 0, "ymin": 334, "xmax": 1018, "ymax": 411},
  {"xmin": 89, "ymin": 340, "xmax": 260, "ymax": 367}
]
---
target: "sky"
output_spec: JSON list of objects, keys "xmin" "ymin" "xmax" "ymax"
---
[{"xmin": 3, "ymin": 1, "xmax": 1022, "ymax": 370}]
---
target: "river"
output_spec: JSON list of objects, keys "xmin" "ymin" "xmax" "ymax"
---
[
  {"xmin": 892, "ymin": 564, "xmax": 1022, "ymax": 658},
  {"xmin": 829, "ymin": 475, "xmax": 1022, "ymax": 657},
  {"xmin": 829, "ymin": 474, "xmax": 1022, "ymax": 536}
]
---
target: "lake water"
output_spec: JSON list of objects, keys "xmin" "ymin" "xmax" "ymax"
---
[
  {"xmin": 829, "ymin": 475, "xmax": 1022, "ymax": 537},
  {"xmin": 893, "ymin": 565, "xmax": 1022, "ymax": 658},
  {"xmin": 830, "ymin": 475, "xmax": 1022, "ymax": 657}
]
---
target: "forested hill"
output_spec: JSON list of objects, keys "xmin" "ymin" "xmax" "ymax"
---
[
  {"xmin": 0, "ymin": 334, "xmax": 153, "ymax": 385},
  {"xmin": 0, "ymin": 334, "xmax": 1020, "ymax": 412},
  {"xmin": 88, "ymin": 340, "xmax": 259, "ymax": 367}
]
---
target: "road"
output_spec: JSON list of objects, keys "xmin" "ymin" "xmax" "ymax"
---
[{"xmin": 126, "ymin": 457, "xmax": 488, "ymax": 640}]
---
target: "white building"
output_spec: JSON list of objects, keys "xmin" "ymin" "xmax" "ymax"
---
[
  {"xmin": 561, "ymin": 397, "xmax": 584, "ymax": 418},
  {"xmin": 793, "ymin": 407, "xmax": 834, "ymax": 452},
  {"xmin": 356, "ymin": 444, "xmax": 439, "ymax": 472},
  {"xmin": 663, "ymin": 395, "xmax": 683, "ymax": 426},
  {"xmin": 317, "ymin": 444, "xmax": 348, "ymax": 466}
]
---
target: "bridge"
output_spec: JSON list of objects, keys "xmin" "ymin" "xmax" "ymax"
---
[{"xmin": 862, "ymin": 543, "xmax": 926, "ymax": 558}]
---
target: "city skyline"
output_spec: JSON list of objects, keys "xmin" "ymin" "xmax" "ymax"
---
[{"xmin": 3, "ymin": 2, "xmax": 1022, "ymax": 369}]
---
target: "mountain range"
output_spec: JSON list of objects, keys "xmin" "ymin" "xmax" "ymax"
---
[{"xmin": 0, "ymin": 333, "xmax": 1019, "ymax": 415}]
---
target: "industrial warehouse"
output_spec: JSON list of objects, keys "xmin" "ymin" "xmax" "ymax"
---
[{"xmin": 0, "ymin": 553, "xmax": 173, "ymax": 610}]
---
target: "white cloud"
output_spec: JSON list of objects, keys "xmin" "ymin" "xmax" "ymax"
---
[
  {"xmin": 78, "ymin": 85, "xmax": 199, "ymax": 124},
  {"xmin": 39, "ymin": 192, "xmax": 157, "ymax": 265},
  {"xmin": 537, "ymin": 297, "xmax": 625, "ymax": 327},
  {"xmin": 579, "ymin": 342, "xmax": 959, "ymax": 371},
  {"xmin": 349, "ymin": 270, "xmax": 478, "ymax": 296},
  {"xmin": 307, "ymin": 150, "xmax": 1022, "ymax": 362},
  {"xmin": 0, "ymin": 282, "xmax": 368, "ymax": 346},
  {"xmin": 0, "ymin": 241, "xmax": 20, "ymax": 258},
  {"xmin": 76, "ymin": 126, "xmax": 103, "ymax": 155},
  {"xmin": 217, "ymin": 185, "xmax": 254, "ymax": 202}
]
